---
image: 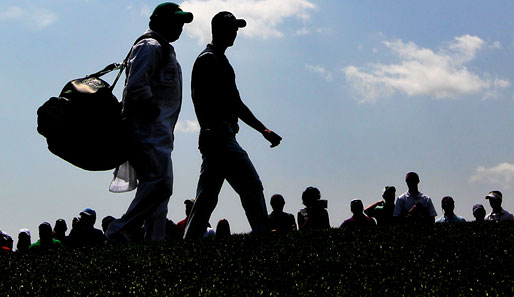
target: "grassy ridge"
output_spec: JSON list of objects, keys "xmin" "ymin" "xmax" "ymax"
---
[{"xmin": 1, "ymin": 222, "xmax": 514, "ymax": 296}]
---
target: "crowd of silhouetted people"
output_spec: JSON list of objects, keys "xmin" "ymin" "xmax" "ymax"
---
[{"xmin": 1, "ymin": 171, "xmax": 513, "ymax": 253}]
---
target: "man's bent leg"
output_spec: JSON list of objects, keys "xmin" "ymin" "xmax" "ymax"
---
[
  {"xmin": 184, "ymin": 154, "xmax": 225, "ymax": 239},
  {"xmin": 226, "ymin": 151, "xmax": 270, "ymax": 233}
]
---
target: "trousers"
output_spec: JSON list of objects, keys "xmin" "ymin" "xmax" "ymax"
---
[
  {"xmin": 106, "ymin": 179, "xmax": 171, "ymax": 241},
  {"xmin": 184, "ymin": 129, "xmax": 269, "ymax": 238},
  {"xmin": 106, "ymin": 119, "xmax": 174, "ymax": 242}
]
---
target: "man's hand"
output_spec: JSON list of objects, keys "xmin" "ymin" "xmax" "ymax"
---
[{"xmin": 262, "ymin": 129, "xmax": 282, "ymax": 148}]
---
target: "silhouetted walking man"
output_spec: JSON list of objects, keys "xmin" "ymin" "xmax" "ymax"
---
[
  {"xmin": 106, "ymin": 3, "xmax": 193, "ymax": 241},
  {"xmin": 184, "ymin": 11, "xmax": 282, "ymax": 239}
]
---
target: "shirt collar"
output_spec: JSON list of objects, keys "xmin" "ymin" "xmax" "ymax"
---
[
  {"xmin": 404, "ymin": 191, "xmax": 424, "ymax": 198},
  {"xmin": 145, "ymin": 29, "xmax": 175, "ymax": 51}
]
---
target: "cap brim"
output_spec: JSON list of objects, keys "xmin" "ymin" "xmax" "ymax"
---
[
  {"xmin": 80, "ymin": 209, "xmax": 95, "ymax": 216},
  {"xmin": 175, "ymin": 11, "xmax": 193, "ymax": 23},
  {"xmin": 235, "ymin": 19, "xmax": 246, "ymax": 28},
  {"xmin": 485, "ymin": 195, "xmax": 500, "ymax": 200}
]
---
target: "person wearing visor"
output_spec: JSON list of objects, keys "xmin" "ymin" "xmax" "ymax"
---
[
  {"xmin": 106, "ymin": 3, "xmax": 193, "ymax": 242},
  {"xmin": 484, "ymin": 191, "xmax": 514, "ymax": 221},
  {"xmin": 184, "ymin": 11, "xmax": 282, "ymax": 239}
]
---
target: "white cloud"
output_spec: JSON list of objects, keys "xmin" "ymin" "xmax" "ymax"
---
[
  {"xmin": 180, "ymin": 0, "xmax": 316, "ymax": 44},
  {"xmin": 175, "ymin": 120, "xmax": 201, "ymax": 133},
  {"xmin": 491, "ymin": 41, "xmax": 502, "ymax": 49},
  {"xmin": 295, "ymin": 27, "xmax": 332, "ymax": 36},
  {"xmin": 470, "ymin": 163, "xmax": 514, "ymax": 189},
  {"xmin": 445, "ymin": 34, "xmax": 484, "ymax": 64},
  {"xmin": 343, "ymin": 35, "xmax": 510, "ymax": 103},
  {"xmin": 305, "ymin": 64, "xmax": 333, "ymax": 82},
  {"xmin": 316, "ymin": 27, "xmax": 333, "ymax": 35},
  {"xmin": 482, "ymin": 78, "xmax": 512, "ymax": 100},
  {"xmin": 295, "ymin": 27, "xmax": 310, "ymax": 36},
  {"xmin": 0, "ymin": 6, "xmax": 57, "ymax": 30}
]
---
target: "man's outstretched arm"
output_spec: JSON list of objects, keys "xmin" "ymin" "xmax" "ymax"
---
[{"xmin": 238, "ymin": 102, "xmax": 282, "ymax": 148}]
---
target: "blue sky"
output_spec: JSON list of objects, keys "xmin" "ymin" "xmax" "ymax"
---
[{"xmin": 1, "ymin": 0, "xmax": 514, "ymax": 240}]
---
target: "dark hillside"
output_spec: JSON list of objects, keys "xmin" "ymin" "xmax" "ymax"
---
[{"xmin": 1, "ymin": 223, "xmax": 514, "ymax": 296}]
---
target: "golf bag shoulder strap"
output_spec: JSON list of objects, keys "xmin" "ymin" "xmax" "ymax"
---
[
  {"xmin": 131, "ymin": 31, "xmax": 171, "ymax": 65},
  {"xmin": 88, "ymin": 32, "xmax": 171, "ymax": 90}
]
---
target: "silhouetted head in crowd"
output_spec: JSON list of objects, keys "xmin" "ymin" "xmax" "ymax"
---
[
  {"xmin": 17, "ymin": 229, "xmax": 31, "ymax": 252},
  {"xmin": 405, "ymin": 172, "xmax": 420, "ymax": 195},
  {"xmin": 302, "ymin": 187, "xmax": 321, "ymax": 208},
  {"xmin": 0, "ymin": 230, "xmax": 13, "ymax": 252},
  {"xmin": 350, "ymin": 199, "xmax": 364, "ymax": 215},
  {"xmin": 216, "ymin": 219, "xmax": 231, "ymax": 238},
  {"xmin": 54, "ymin": 219, "xmax": 67, "ymax": 236},
  {"xmin": 486, "ymin": 191, "xmax": 503, "ymax": 213},
  {"xmin": 165, "ymin": 219, "xmax": 180, "ymax": 240},
  {"xmin": 79, "ymin": 208, "xmax": 97, "ymax": 228},
  {"xmin": 184, "ymin": 199, "xmax": 195, "ymax": 217},
  {"xmin": 441, "ymin": 196, "xmax": 455, "ymax": 217},
  {"xmin": 149, "ymin": 2, "xmax": 193, "ymax": 42},
  {"xmin": 39, "ymin": 222, "xmax": 53, "ymax": 245},
  {"xmin": 270, "ymin": 194, "xmax": 286, "ymax": 212},
  {"xmin": 383, "ymin": 186, "xmax": 396, "ymax": 204},
  {"xmin": 211, "ymin": 11, "xmax": 246, "ymax": 50},
  {"xmin": 102, "ymin": 216, "xmax": 116, "ymax": 233},
  {"xmin": 473, "ymin": 204, "xmax": 486, "ymax": 222}
]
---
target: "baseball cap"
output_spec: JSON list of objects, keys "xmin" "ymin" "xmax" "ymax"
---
[
  {"xmin": 39, "ymin": 222, "xmax": 52, "ymax": 232},
  {"xmin": 19, "ymin": 228, "xmax": 31, "ymax": 237},
  {"xmin": 212, "ymin": 11, "xmax": 247, "ymax": 29},
  {"xmin": 472, "ymin": 204, "xmax": 485, "ymax": 214},
  {"xmin": 485, "ymin": 191, "xmax": 502, "ymax": 201},
  {"xmin": 184, "ymin": 198, "xmax": 195, "ymax": 207},
  {"xmin": 80, "ymin": 208, "xmax": 97, "ymax": 218},
  {"xmin": 151, "ymin": 2, "xmax": 193, "ymax": 24}
]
